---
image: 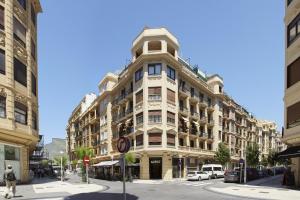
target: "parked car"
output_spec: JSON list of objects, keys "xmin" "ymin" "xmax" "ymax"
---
[
  {"xmin": 187, "ymin": 171, "xmax": 211, "ymax": 181},
  {"xmin": 224, "ymin": 170, "xmax": 240, "ymax": 183},
  {"xmin": 201, "ymin": 164, "xmax": 224, "ymax": 178}
]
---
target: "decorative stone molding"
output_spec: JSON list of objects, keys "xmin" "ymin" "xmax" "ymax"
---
[
  {"xmin": 0, "ymin": 31, "xmax": 5, "ymax": 47},
  {"xmin": 13, "ymin": 2, "xmax": 27, "ymax": 26},
  {"xmin": 15, "ymin": 94, "xmax": 27, "ymax": 105},
  {"xmin": 0, "ymin": 88, "xmax": 6, "ymax": 97},
  {"xmin": 148, "ymin": 101, "xmax": 161, "ymax": 107},
  {"xmin": 148, "ymin": 75, "xmax": 162, "ymax": 81},
  {"xmin": 14, "ymin": 41, "xmax": 28, "ymax": 64}
]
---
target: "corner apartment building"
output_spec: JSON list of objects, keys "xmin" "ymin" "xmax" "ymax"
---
[
  {"xmin": 282, "ymin": 0, "xmax": 300, "ymax": 187},
  {"xmin": 67, "ymin": 28, "xmax": 283, "ymax": 180},
  {"xmin": 0, "ymin": 0, "xmax": 42, "ymax": 183}
]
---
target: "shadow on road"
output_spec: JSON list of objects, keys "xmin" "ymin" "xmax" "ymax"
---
[{"xmin": 64, "ymin": 192, "xmax": 139, "ymax": 200}]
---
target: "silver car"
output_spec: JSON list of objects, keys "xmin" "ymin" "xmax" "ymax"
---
[{"xmin": 187, "ymin": 171, "xmax": 211, "ymax": 181}]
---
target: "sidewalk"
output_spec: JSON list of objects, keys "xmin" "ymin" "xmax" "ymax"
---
[
  {"xmin": 207, "ymin": 175, "xmax": 300, "ymax": 200},
  {"xmin": 0, "ymin": 175, "xmax": 105, "ymax": 200}
]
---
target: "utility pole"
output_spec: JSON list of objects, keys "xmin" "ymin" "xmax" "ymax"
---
[{"xmin": 244, "ymin": 151, "xmax": 247, "ymax": 184}]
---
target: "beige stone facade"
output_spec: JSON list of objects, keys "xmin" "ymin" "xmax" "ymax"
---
[
  {"xmin": 67, "ymin": 28, "xmax": 283, "ymax": 180},
  {"xmin": 283, "ymin": 0, "xmax": 300, "ymax": 187},
  {"xmin": 0, "ymin": 0, "xmax": 41, "ymax": 183}
]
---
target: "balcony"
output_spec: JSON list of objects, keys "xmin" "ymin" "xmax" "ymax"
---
[
  {"xmin": 199, "ymin": 132, "xmax": 208, "ymax": 139},
  {"xmin": 207, "ymin": 134, "xmax": 214, "ymax": 142},
  {"xmin": 126, "ymin": 88, "xmax": 133, "ymax": 99},
  {"xmin": 118, "ymin": 112, "xmax": 126, "ymax": 121},
  {"xmin": 199, "ymin": 116, "xmax": 207, "ymax": 124},
  {"xmin": 199, "ymin": 100, "xmax": 207, "ymax": 108},
  {"xmin": 190, "ymin": 111, "xmax": 199, "ymax": 119},
  {"xmin": 223, "ymin": 127, "xmax": 229, "ymax": 133},
  {"xmin": 125, "ymin": 107, "xmax": 133, "ymax": 116},
  {"xmin": 178, "ymin": 86, "xmax": 189, "ymax": 97},
  {"xmin": 223, "ymin": 113, "xmax": 229, "ymax": 120},
  {"xmin": 207, "ymin": 120, "xmax": 214, "ymax": 127},
  {"xmin": 189, "ymin": 128, "xmax": 198, "ymax": 136},
  {"xmin": 179, "ymin": 106, "xmax": 189, "ymax": 116},
  {"xmin": 235, "ymin": 121, "xmax": 241, "ymax": 127},
  {"xmin": 178, "ymin": 127, "xmax": 188, "ymax": 134},
  {"xmin": 207, "ymin": 104, "xmax": 214, "ymax": 112},
  {"xmin": 189, "ymin": 93, "xmax": 198, "ymax": 102}
]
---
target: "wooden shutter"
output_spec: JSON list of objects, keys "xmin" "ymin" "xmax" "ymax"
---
[
  {"xmin": 149, "ymin": 110, "xmax": 161, "ymax": 116},
  {"xmin": 136, "ymin": 90, "xmax": 143, "ymax": 103},
  {"xmin": 148, "ymin": 133, "xmax": 162, "ymax": 143},
  {"xmin": 167, "ymin": 89, "xmax": 175, "ymax": 103},
  {"xmin": 287, "ymin": 101, "xmax": 300, "ymax": 126},
  {"xmin": 287, "ymin": 57, "xmax": 300, "ymax": 88},
  {"xmin": 167, "ymin": 111, "xmax": 175, "ymax": 120},
  {"xmin": 167, "ymin": 134, "xmax": 175, "ymax": 145},
  {"xmin": 148, "ymin": 87, "xmax": 161, "ymax": 95}
]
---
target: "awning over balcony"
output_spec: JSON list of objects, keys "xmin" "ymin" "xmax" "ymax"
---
[
  {"xmin": 93, "ymin": 160, "xmax": 119, "ymax": 167},
  {"xmin": 192, "ymin": 120, "xmax": 199, "ymax": 126},
  {"xmin": 277, "ymin": 146, "xmax": 300, "ymax": 158},
  {"xmin": 181, "ymin": 116, "xmax": 189, "ymax": 122}
]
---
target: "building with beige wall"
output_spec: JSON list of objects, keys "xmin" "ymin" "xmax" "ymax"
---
[
  {"xmin": 0, "ymin": 0, "xmax": 42, "ymax": 183},
  {"xmin": 281, "ymin": 0, "xmax": 300, "ymax": 187},
  {"xmin": 67, "ymin": 27, "xmax": 283, "ymax": 180}
]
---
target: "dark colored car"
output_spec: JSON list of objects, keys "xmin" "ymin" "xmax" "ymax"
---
[{"xmin": 224, "ymin": 170, "xmax": 240, "ymax": 183}]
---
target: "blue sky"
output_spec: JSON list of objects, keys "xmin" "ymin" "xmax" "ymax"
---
[{"xmin": 38, "ymin": 0, "xmax": 285, "ymax": 143}]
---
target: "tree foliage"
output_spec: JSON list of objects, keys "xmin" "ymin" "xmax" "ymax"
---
[
  {"xmin": 267, "ymin": 150, "xmax": 277, "ymax": 167},
  {"xmin": 260, "ymin": 155, "xmax": 268, "ymax": 167},
  {"xmin": 125, "ymin": 152, "xmax": 136, "ymax": 164},
  {"xmin": 215, "ymin": 142, "xmax": 230, "ymax": 166},
  {"xmin": 53, "ymin": 155, "xmax": 68, "ymax": 168},
  {"xmin": 75, "ymin": 147, "xmax": 94, "ymax": 160},
  {"xmin": 246, "ymin": 143, "xmax": 260, "ymax": 167}
]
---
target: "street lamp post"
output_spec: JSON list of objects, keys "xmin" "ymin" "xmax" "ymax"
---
[{"xmin": 60, "ymin": 151, "xmax": 64, "ymax": 182}]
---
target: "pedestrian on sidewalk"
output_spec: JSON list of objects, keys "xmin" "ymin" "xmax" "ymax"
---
[{"xmin": 3, "ymin": 165, "xmax": 17, "ymax": 199}]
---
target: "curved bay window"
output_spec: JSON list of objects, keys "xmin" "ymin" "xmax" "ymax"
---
[{"xmin": 14, "ymin": 101, "xmax": 27, "ymax": 125}]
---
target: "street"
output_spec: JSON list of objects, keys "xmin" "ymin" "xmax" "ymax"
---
[{"xmin": 2, "ymin": 174, "xmax": 299, "ymax": 200}]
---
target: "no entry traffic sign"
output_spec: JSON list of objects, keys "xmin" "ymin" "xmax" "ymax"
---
[
  {"xmin": 83, "ymin": 156, "xmax": 90, "ymax": 167},
  {"xmin": 117, "ymin": 137, "xmax": 130, "ymax": 153}
]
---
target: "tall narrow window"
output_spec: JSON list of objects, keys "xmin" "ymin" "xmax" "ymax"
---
[
  {"xmin": 167, "ymin": 66, "xmax": 175, "ymax": 80},
  {"xmin": 32, "ymin": 111, "xmax": 37, "ymax": 130},
  {"xmin": 287, "ymin": 56, "xmax": 300, "ymax": 88},
  {"xmin": 31, "ymin": 72, "xmax": 36, "ymax": 96},
  {"xmin": 148, "ymin": 87, "xmax": 161, "ymax": 101},
  {"xmin": 13, "ymin": 18, "xmax": 26, "ymax": 47},
  {"xmin": 135, "ymin": 67, "xmax": 143, "ymax": 82},
  {"xmin": 15, "ymin": 101, "xmax": 27, "ymax": 125},
  {"xmin": 136, "ymin": 112, "xmax": 143, "ymax": 125},
  {"xmin": 31, "ymin": 39, "xmax": 36, "ymax": 60},
  {"xmin": 148, "ymin": 63, "xmax": 161, "ymax": 75},
  {"xmin": 31, "ymin": 4, "xmax": 36, "ymax": 26},
  {"xmin": 167, "ymin": 89, "xmax": 175, "ymax": 104},
  {"xmin": 148, "ymin": 110, "xmax": 162, "ymax": 123},
  {"xmin": 135, "ymin": 90, "xmax": 143, "ymax": 104},
  {"xmin": 0, "ymin": 6, "xmax": 4, "ymax": 30},
  {"xmin": 14, "ymin": 58, "xmax": 27, "ymax": 87},
  {"xmin": 167, "ymin": 134, "xmax": 175, "ymax": 146},
  {"xmin": 287, "ymin": 101, "xmax": 300, "ymax": 128},
  {"xmin": 136, "ymin": 134, "xmax": 143, "ymax": 146},
  {"xmin": 0, "ymin": 49, "xmax": 5, "ymax": 75},
  {"xmin": 0, "ymin": 96, "xmax": 6, "ymax": 118},
  {"xmin": 167, "ymin": 111, "xmax": 175, "ymax": 124},
  {"xmin": 17, "ymin": 0, "xmax": 26, "ymax": 10}
]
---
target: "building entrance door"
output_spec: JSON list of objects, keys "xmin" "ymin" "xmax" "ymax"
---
[{"xmin": 149, "ymin": 157, "xmax": 162, "ymax": 179}]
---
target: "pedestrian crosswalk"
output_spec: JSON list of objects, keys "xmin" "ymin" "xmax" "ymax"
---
[{"xmin": 170, "ymin": 181, "xmax": 213, "ymax": 187}]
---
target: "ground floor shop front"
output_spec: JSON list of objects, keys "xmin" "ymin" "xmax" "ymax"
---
[{"xmin": 0, "ymin": 141, "xmax": 30, "ymax": 183}]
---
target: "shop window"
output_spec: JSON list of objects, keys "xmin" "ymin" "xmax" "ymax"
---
[{"xmin": 4, "ymin": 145, "xmax": 20, "ymax": 160}]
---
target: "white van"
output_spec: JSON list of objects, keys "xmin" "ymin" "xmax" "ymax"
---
[{"xmin": 201, "ymin": 164, "xmax": 224, "ymax": 178}]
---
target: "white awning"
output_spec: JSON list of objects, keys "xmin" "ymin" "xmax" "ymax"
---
[
  {"xmin": 181, "ymin": 117, "xmax": 189, "ymax": 122},
  {"xmin": 93, "ymin": 160, "xmax": 119, "ymax": 167},
  {"xmin": 192, "ymin": 121, "xmax": 199, "ymax": 126}
]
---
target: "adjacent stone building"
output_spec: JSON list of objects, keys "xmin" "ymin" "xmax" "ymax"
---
[
  {"xmin": 0, "ymin": 0, "xmax": 42, "ymax": 183},
  {"xmin": 67, "ymin": 28, "xmax": 283, "ymax": 180}
]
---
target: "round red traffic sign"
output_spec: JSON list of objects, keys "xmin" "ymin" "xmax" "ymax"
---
[
  {"xmin": 83, "ymin": 156, "xmax": 90, "ymax": 166},
  {"xmin": 117, "ymin": 137, "xmax": 130, "ymax": 153}
]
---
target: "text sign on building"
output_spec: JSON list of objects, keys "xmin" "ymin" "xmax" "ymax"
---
[{"xmin": 117, "ymin": 137, "xmax": 130, "ymax": 153}]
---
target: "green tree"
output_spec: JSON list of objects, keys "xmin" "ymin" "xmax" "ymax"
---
[
  {"xmin": 267, "ymin": 150, "xmax": 277, "ymax": 167},
  {"xmin": 246, "ymin": 143, "xmax": 260, "ymax": 167},
  {"xmin": 214, "ymin": 142, "xmax": 230, "ymax": 168},
  {"xmin": 41, "ymin": 159, "xmax": 49, "ymax": 168},
  {"xmin": 75, "ymin": 147, "xmax": 94, "ymax": 182},
  {"xmin": 125, "ymin": 152, "xmax": 136, "ymax": 182},
  {"xmin": 54, "ymin": 155, "xmax": 68, "ymax": 168},
  {"xmin": 260, "ymin": 155, "xmax": 268, "ymax": 167}
]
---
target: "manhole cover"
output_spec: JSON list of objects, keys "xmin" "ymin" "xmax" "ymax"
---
[{"xmin": 259, "ymin": 191, "xmax": 269, "ymax": 194}]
